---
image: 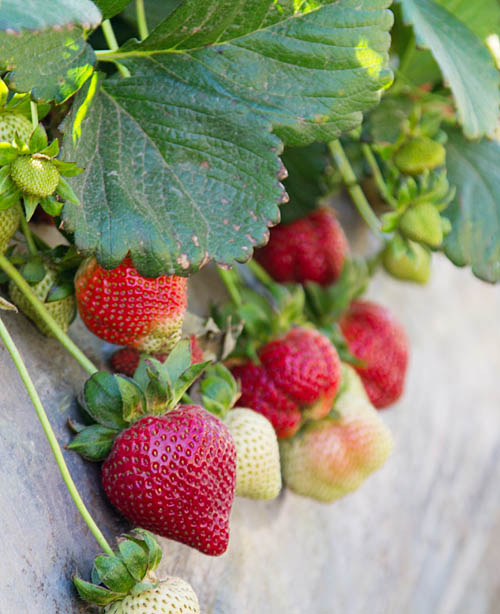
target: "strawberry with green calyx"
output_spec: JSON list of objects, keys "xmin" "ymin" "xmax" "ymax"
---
[
  {"xmin": 382, "ymin": 234, "xmax": 431, "ymax": 284},
  {"xmin": 339, "ymin": 300, "xmax": 409, "ymax": 409},
  {"xmin": 0, "ymin": 205, "xmax": 21, "ymax": 254},
  {"xmin": 201, "ymin": 364, "xmax": 281, "ymax": 500},
  {"xmin": 393, "ymin": 136, "xmax": 446, "ymax": 175},
  {"xmin": 279, "ymin": 364, "xmax": 393, "ymax": 502},
  {"xmin": 0, "ymin": 124, "xmax": 82, "ymax": 220},
  {"xmin": 69, "ymin": 340, "xmax": 237, "ymax": 556},
  {"xmin": 110, "ymin": 335, "xmax": 204, "ymax": 378},
  {"xmin": 399, "ymin": 201, "xmax": 445, "ymax": 247},
  {"xmin": 0, "ymin": 112, "xmax": 32, "ymax": 144},
  {"xmin": 75, "ymin": 255, "xmax": 188, "ymax": 353},
  {"xmin": 74, "ymin": 528, "xmax": 200, "ymax": 613}
]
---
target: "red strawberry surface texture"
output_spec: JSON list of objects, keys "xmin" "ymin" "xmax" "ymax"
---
[
  {"xmin": 75, "ymin": 256, "xmax": 188, "ymax": 353},
  {"xmin": 255, "ymin": 208, "xmax": 349, "ymax": 286},
  {"xmin": 231, "ymin": 328, "xmax": 341, "ymax": 438},
  {"xmin": 101, "ymin": 405, "xmax": 237, "ymax": 556},
  {"xmin": 339, "ymin": 300, "xmax": 409, "ymax": 409}
]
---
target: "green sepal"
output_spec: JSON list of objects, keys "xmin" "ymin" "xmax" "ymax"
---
[
  {"xmin": 23, "ymin": 194, "xmax": 39, "ymax": 221},
  {"xmin": 13, "ymin": 133, "xmax": 29, "ymax": 153},
  {"xmin": 28, "ymin": 124, "xmax": 48, "ymax": 152},
  {"xmin": 39, "ymin": 139, "xmax": 59, "ymax": 158},
  {"xmin": 20, "ymin": 256, "xmax": 46, "ymax": 284},
  {"xmin": 73, "ymin": 576, "xmax": 123, "ymax": 606},
  {"xmin": 171, "ymin": 361, "xmax": 211, "ymax": 408},
  {"xmin": 162, "ymin": 339, "xmax": 192, "ymax": 387},
  {"xmin": 52, "ymin": 159, "xmax": 83, "ymax": 176},
  {"xmin": 39, "ymin": 196, "xmax": 63, "ymax": 217},
  {"xmin": 133, "ymin": 529, "xmax": 162, "ymax": 571},
  {"xmin": 0, "ymin": 296, "xmax": 17, "ymax": 312},
  {"xmin": 0, "ymin": 142, "xmax": 18, "ymax": 165},
  {"xmin": 83, "ymin": 372, "xmax": 131, "ymax": 430},
  {"xmin": 67, "ymin": 418, "xmax": 87, "ymax": 433},
  {"xmin": 46, "ymin": 282, "xmax": 74, "ymax": 302},
  {"xmin": 116, "ymin": 376, "xmax": 147, "ymax": 423},
  {"xmin": 0, "ymin": 184, "xmax": 21, "ymax": 210},
  {"xmin": 0, "ymin": 79, "xmax": 8, "ymax": 106},
  {"xmin": 134, "ymin": 358, "xmax": 171, "ymax": 414},
  {"xmin": 93, "ymin": 555, "xmax": 136, "ymax": 594},
  {"xmin": 56, "ymin": 176, "xmax": 80, "ymax": 204},
  {"xmin": 67, "ymin": 424, "xmax": 119, "ymax": 461},
  {"xmin": 0, "ymin": 166, "xmax": 12, "ymax": 191},
  {"xmin": 318, "ymin": 322, "xmax": 365, "ymax": 367},
  {"xmin": 201, "ymin": 364, "xmax": 240, "ymax": 419},
  {"xmin": 118, "ymin": 540, "xmax": 149, "ymax": 582},
  {"xmin": 130, "ymin": 581, "xmax": 158, "ymax": 595}
]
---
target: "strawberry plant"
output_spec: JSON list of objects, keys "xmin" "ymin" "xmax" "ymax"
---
[{"xmin": 1, "ymin": 0, "xmax": 500, "ymax": 611}]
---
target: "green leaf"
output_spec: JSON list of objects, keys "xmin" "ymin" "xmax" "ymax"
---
[
  {"xmin": 118, "ymin": 540, "xmax": 148, "ymax": 582},
  {"xmin": 67, "ymin": 424, "xmax": 119, "ymax": 461},
  {"xmin": 93, "ymin": 0, "xmax": 132, "ymax": 20},
  {"xmin": 399, "ymin": 0, "xmax": 500, "ymax": 139},
  {"xmin": 73, "ymin": 576, "xmax": 122, "ymax": 606},
  {"xmin": 443, "ymin": 129, "xmax": 500, "ymax": 283},
  {"xmin": 62, "ymin": 0, "xmax": 393, "ymax": 276},
  {"xmin": 0, "ymin": 0, "xmax": 101, "ymax": 31},
  {"xmin": 93, "ymin": 555, "xmax": 136, "ymax": 594},
  {"xmin": 83, "ymin": 372, "xmax": 130, "ymax": 429},
  {"xmin": 434, "ymin": 0, "xmax": 500, "ymax": 41}
]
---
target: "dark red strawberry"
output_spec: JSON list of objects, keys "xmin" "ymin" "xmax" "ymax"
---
[
  {"xmin": 101, "ymin": 406, "xmax": 237, "ymax": 556},
  {"xmin": 110, "ymin": 336, "xmax": 203, "ymax": 377},
  {"xmin": 231, "ymin": 328, "xmax": 341, "ymax": 438},
  {"xmin": 255, "ymin": 208, "xmax": 349, "ymax": 286},
  {"xmin": 75, "ymin": 256, "xmax": 188, "ymax": 353},
  {"xmin": 339, "ymin": 300, "xmax": 409, "ymax": 409}
]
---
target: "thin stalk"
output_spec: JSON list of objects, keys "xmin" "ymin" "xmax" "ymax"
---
[
  {"xmin": 136, "ymin": 0, "xmax": 149, "ymax": 41},
  {"xmin": 30, "ymin": 101, "xmax": 38, "ymax": 131},
  {"xmin": 0, "ymin": 254, "xmax": 97, "ymax": 375},
  {"xmin": 0, "ymin": 316, "xmax": 113, "ymax": 557},
  {"xmin": 329, "ymin": 140, "xmax": 383, "ymax": 238},
  {"xmin": 398, "ymin": 32, "xmax": 416, "ymax": 76},
  {"xmin": 217, "ymin": 267, "xmax": 242, "ymax": 307},
  {"xmin": 361, "ymin": 144, "xmax": 398, "ymax": 209},
  {"xmin": 17, "ymin": 202, "xmax": 38, "ymax": 255},
  {"xmin": 101, "ymin": 19, "xmax": 131, "ymax": 78},
  {"xmin": 246, "ymin": 259, "xmax": 275, "ymax": 289}
]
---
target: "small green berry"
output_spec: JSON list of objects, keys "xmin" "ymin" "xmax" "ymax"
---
[
  {"xmin": 0, "ymin": 112, "xmax": 32, "ymax": 144},
  {"xmin": 399, "ymin": 202, "xmax": 443, "ymax": 247},
  {"xmin": 394, "ymin": 137, "xmax": 446, "ymax": 175},
  {"xmin": 383, "ymin": 238, "xmax": 431, "ymax": 284},
  {"xmin": 10, "ymin": 155, "xmax": 60, "ymax": 197},
  {"xmin": 0, "ymin": 206, "xmax": 21, "ymax": 254}
]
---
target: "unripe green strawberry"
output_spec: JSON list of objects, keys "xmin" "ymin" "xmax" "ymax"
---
[
  {"xmin": 10, "ymin": 155, "xmax": 60, "ymax": 197},
  {"xmin": 383, "ymin": 238, "xmax": 431, "ymax": 284},
  {"xmin": 0, "ymin": 112, "xmax": 32, "ymax": 144},
  {"xmin": 399, "ymin": 202, "xmax": 443, "ymax": 247},
  {"xmin": 280, "ymin": 366, "xmax": 393, "ymax": 502},
  {"xmin": 394, "ymin": 137, "xmax": 446, "ymax": 175},
  {"xmin": 225, "ymin": 408, "xmax": 281, "ymax": 500},
  {"xmin": 104, "ymin": 576, "xmax": 200, "ymax": 614},
  {"xmin": 9, "ymin": 268, "xmax": 75, "ymax": 335},
  {"xmin": 0, "ymin": 206, "xmax": 20, "ymax": 254}
]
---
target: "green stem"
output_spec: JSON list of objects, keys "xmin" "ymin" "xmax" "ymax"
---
[
  {"xmin": 329, "ymin": 140, "xmax": 383, "ymax": 238},
  {"xmin": 0, "ymin": 254, "xmax": 97, "ymax": 375},
  {"xmin": 361, "ymin": 144, "xmax": 398, "ymax": 209},
  {"xmin": 30, "ymin": 101, "xmax": 38, "ymax": 131},
  {"xmin": 17, "ymin": 202, "xmax": 38, "ymax": 255},
  {"xmin": 136, "ymin": 0, "xmax": 149, "ymax": 41},
  {"xmin": 398, "ymin": 32, "xmax": 416, "ymax": 76},
  {"xmin": 101, "ymin": 20, "xmax": 131, "ymax": 78},
  {"xmin": 0, "ymin": 316, "xmax": 113, "ymax": 557},
  {"xmin": 217, "ymin": 267, "xmax": 242, "ymax": 307},
  {"xmin": 246, "ymin": 259, "xmax": 275, "ymax": 289}
]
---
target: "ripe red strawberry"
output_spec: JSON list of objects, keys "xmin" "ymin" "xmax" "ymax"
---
[
  {"xmin": 101, "ymin": 406, "xmax": 236, "ymax": 556},
  {"xmin": 339, "ymin": 300, "xmax": 409, "ymax": 409},
  {"xmin": 255, "ymin": 208, "xmax": 349, "ymax": 286},
  {"xmin": 75, "ymin": 256, "xmax": 188, "ymax": 353},
  {"xmin": 231, "ymin": 328, "xmax": 341, "ymax": 438},
  {"xmin": 110, "ymin": 335, "xmax": 203, "ymax": 377}
]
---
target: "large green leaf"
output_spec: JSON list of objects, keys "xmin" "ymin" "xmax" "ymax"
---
[
  {"xmin": 399, "ymin": 0, "xmax": 500, "ymax": 139},
  {"xmin": 0, "ymin": 0, "xmax": 100, "ymax": 103},
  {"xmin": 62, "ymin": 0, "xmax": 393, "ymax": 276},
  {"xmin": 443, "ymin": 129, "xmax": 500, "ymax": 283},
  {"xmin": 434, "ymin": 0, "xmax": 500, "ymax": 41},
  {"xmin": 93, "ymin": 0, "xmax": 132, "ymax": 20}
]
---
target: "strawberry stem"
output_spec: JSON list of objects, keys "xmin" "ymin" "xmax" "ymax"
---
[
  {"xmin": 0, "ymin": 254, "xmax": 98, "ymax": 375},
  {"xmin": 30, "ymin": 101, "xmax": 38, "ymax": 131},
  {"xmin": 217, "ymin": 267, "xmax": 242, "ymax": 307},
  {"xmin": 136, "ymin": 0, "xmax": 149, "ymax": 41},
  {"xmin": 246, "ymin": 259, "xmax": 275, "ymax": 289},
  {"xmin": 101, "ymin": 20, "xmax": 131, "ymax": 78},
  {"xmin": 0, "ymin": 315, "xmax": 114, "ymax": 557},
  {"xmin": 17, "ymin": 202, "xmax": 38, "ymax": 256},
  {"xmin": 361, "ymin": 144, "xmax": 398, "ymax": 209},
  {"xmin": 329, "ymin": 140, "xmax": 383, "ymax": 238}
]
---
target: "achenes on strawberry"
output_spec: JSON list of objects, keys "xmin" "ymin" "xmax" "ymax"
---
[
  {"xmin": 280, "ymin": 365, "xmax": 393, "ymax": 502},
  {"xmin": 339, "ymin": 300, "xmax": 409, "ymax": 409},
  {"xmin": 74, "ymin": 529, "xmax": 200, "ymax": 613},
  {"xmin": 0, "ymin": 111, "xmax": 32, "ymax": 144},
  {"xmin": 255, "ymin": 208, "xmax": 349, "ymax": 287},
  {"xmin": 69, "ymin": 341, "xmax": 236, "ymax": 556},
  {"xmin": 75, "ymin": 255, "xmax": 188, "ymax": 353},
  {"xmin": 201, "ymin": 364, "xmax": 281, "ymax": 500},
  {"xmin": 0, "ymin": 205, "xmax": 20, "ymax": 255}
]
